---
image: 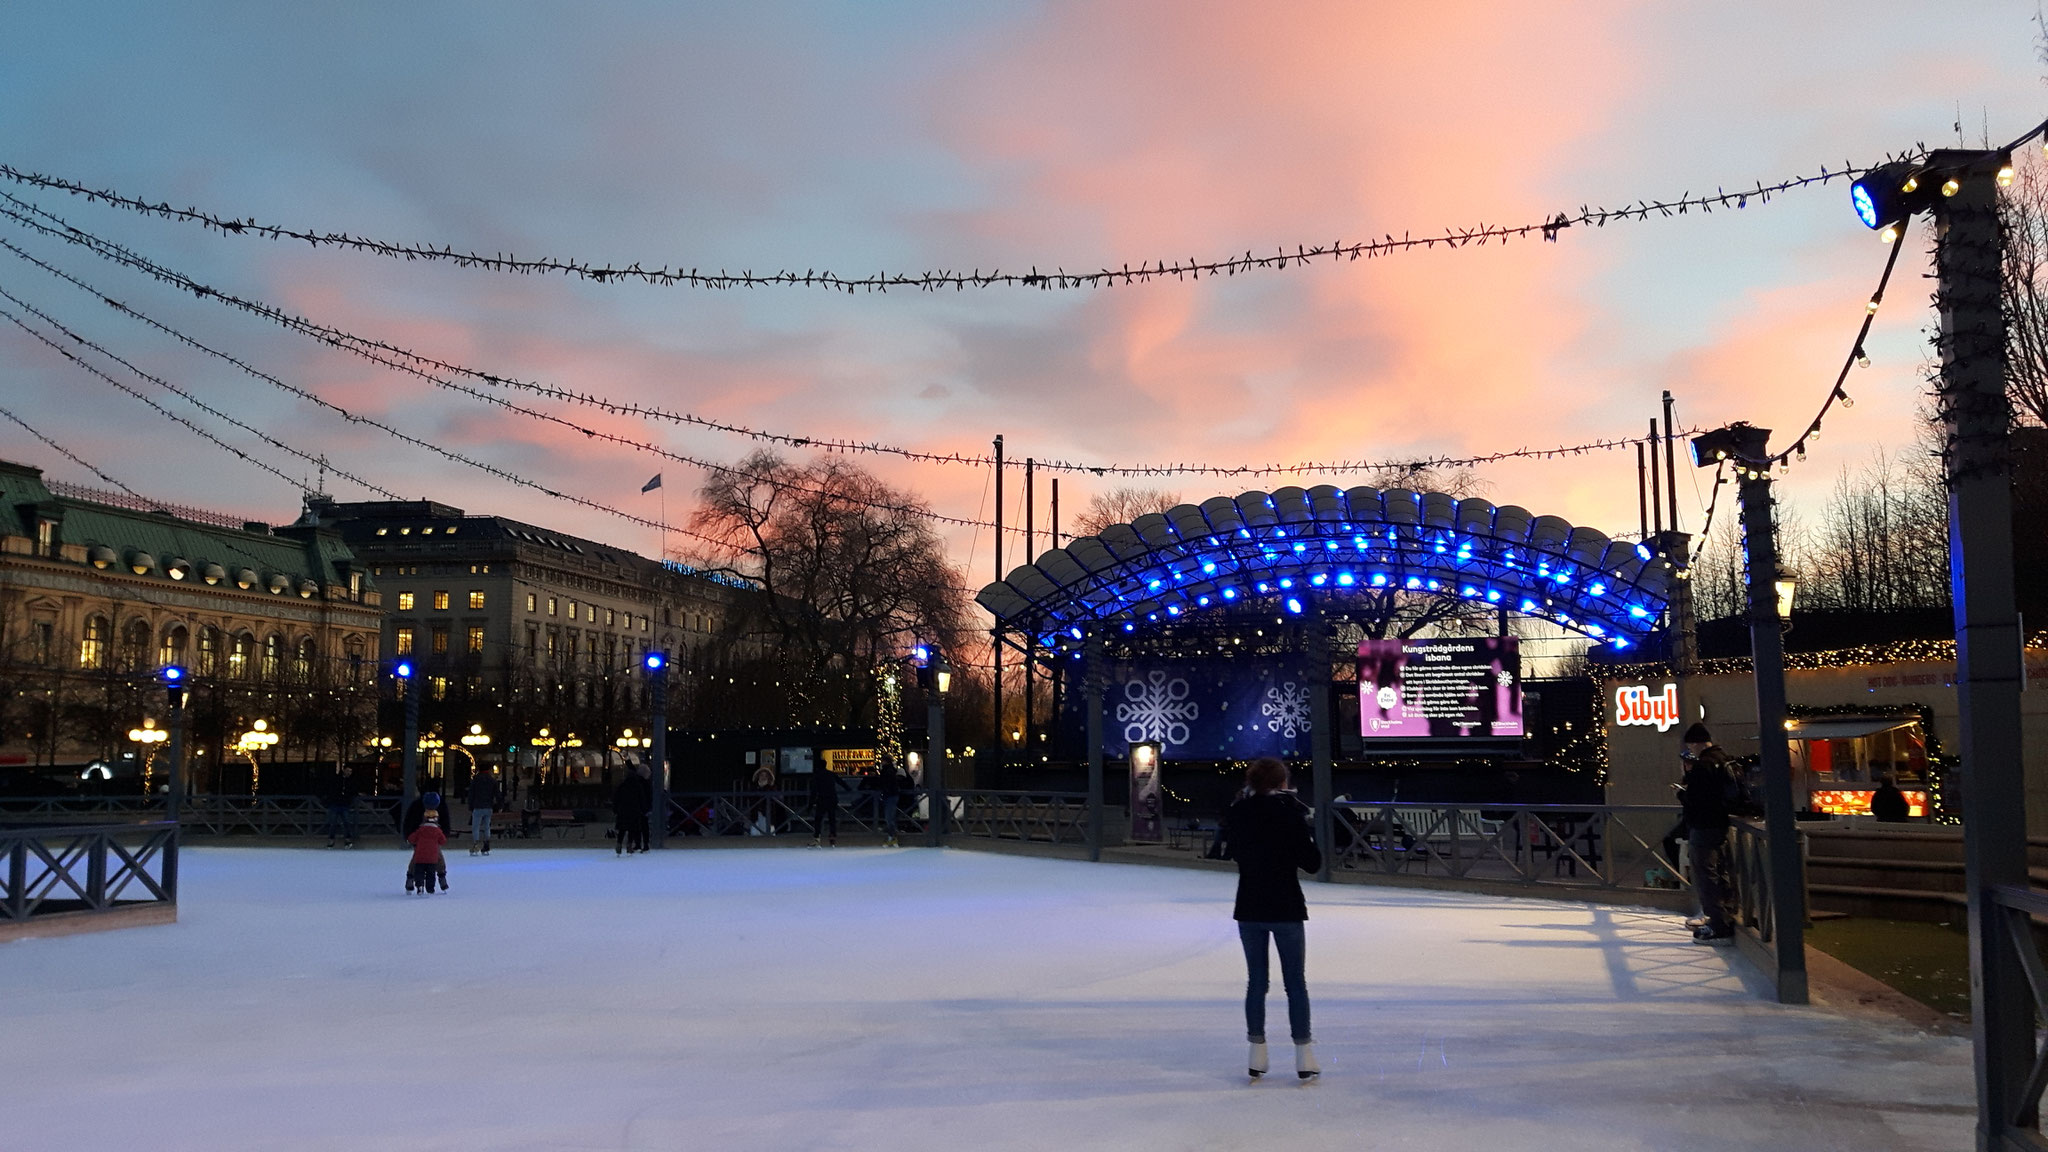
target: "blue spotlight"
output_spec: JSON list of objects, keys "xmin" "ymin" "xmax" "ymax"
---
[
  {"xmin": 644, "ymin": 651, "xmax": 667, "ymax": 671},
  {"xmin": 1284, "ymin": 597, "xmax": 1303, "ymax": 615}
]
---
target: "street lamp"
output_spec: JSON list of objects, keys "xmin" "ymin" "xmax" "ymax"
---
[
  {"xmin": 127, "ymin": 717, "xmax": 168, "ymax": 794},
  {"xmin": 643, "ymin": 649, "xmax": 669, "ymax": 849},
  {"xmin": 234, "ymin": 719, "xmax": 279, "ymax": 796},
  {"xmin": 395, "ymin": 660, "xmax": 420, "ymax": 817},
  {"xmin": 916, "ymin": 648, "xmax": 951, "ymax": 845}
]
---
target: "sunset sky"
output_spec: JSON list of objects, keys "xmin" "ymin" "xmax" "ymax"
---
[{"xmin": 1, "ymin": 3, "xmax": 2042, "ymax": 591}]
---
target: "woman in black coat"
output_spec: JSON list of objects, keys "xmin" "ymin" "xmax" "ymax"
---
[{"xmin": 1223, "ymin": 756, "xmax": 1322, "ymax": 1080}]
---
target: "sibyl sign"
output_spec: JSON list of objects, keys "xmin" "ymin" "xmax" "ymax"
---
[{"xmin": 1614, "ymin": 684, "xmax": 1682, "ymax": 732}]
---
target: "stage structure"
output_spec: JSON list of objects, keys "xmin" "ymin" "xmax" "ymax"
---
[{"xmin": 977, "ymin": 483, "xmax": 1683, "ymax": 873}]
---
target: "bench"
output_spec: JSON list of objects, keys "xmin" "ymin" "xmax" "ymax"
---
[{"xmin": 538, "ymin": 809, "xmax": 587, "ymax": 839}]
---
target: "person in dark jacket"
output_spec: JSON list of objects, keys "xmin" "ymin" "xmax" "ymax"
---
[
  {"xmin": 321, "ymin": 765, "xmax": 359, "ymax": 848},
  {"xmin": 1677, "ymin": 724, "xmax": 1737, "ymax": 943},
  {"xmin": 401, "ymin": 787, "xmax": 453, "ymax": 842},
  {"xmin": 466, "ymin": 768, "xmax": 500, "ymax": 856},
  {"xmin": 1870, "ymin": 774, "xmax": 1911, "ymax": 822},
  {"xmin": 808, "ymin": 766, "xmax": 839, "ymax": 847},
  {"xmin": 1223, "ymin": 757, "xmax": 1322, "ymax": 1081},
  {"xmin": 613, "ymin": 766, "xmax": 651, "ymax": 855},
  {"xmin": 878, "ymin": 759, "xmax": 904, "ymax": 847}
]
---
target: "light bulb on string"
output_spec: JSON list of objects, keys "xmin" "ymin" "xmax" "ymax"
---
[
  {"xmin": 1866, "ymin": 297, "xmax": 1881, "ymax": 314},
  {"xmin": 1854, "ymin": 347, "xmax": 1870, "ymax": 369},
  {"xmin": 1878, "ymin": 224, "xmax": 1901, "ymax": 245}
]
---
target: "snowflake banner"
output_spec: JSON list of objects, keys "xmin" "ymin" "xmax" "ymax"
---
[{"xmin": 1074, "ymin": 657, "xmax": 1314, "ymax": 760}]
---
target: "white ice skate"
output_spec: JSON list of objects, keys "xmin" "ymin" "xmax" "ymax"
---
[
  {"xmin": 1295, "ymin": 1042, "xmax": 1320, "ymax": 1081},
  {"xmin": 1247, "ymin": 1042, "xmax": 1269, "ymax": 1079}
]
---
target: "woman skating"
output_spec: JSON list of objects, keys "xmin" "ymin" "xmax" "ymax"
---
[{"xmin": 1222, "ymin": 756, "xmax": 1322, "ymax": 1080}]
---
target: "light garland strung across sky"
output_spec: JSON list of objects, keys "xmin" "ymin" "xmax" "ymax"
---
[
  {"xmin": 0, "ymin": 155, "xmax": 1906, "ymax": 292},
  {"xmin": 0, "ymin": 195, "xmax": 1697, "ymax": 488},
  {"xmin": 0, "ymin": 402, "xmax": 144, "ymax": 498},
  {"xmin": 1764, "ymin": 212, "xmax": 1913, "ymax": 470}
]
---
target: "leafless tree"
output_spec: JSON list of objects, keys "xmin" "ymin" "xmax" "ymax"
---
[
  {"xmin": 1070, "ymin": 487, "xmax": 1182, "ymax": 537},
  {"xmin": 691, "ymin": 452, "xmax": 973, "ymax": 726},
  {"xmin": 2005, "ymin": 150, "xmax": 2048, "ymax": 427}
]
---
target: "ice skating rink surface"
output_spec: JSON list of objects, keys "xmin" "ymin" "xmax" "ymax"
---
[{"xmin": 4, "ymin": 846, "xmax": 1970, "ymax": 1150}]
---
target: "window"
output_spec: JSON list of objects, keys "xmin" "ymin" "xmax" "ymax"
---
[
  {"xmin": 566, "ymin": 632, "xmax": 579, "ymax": 663},
  {"xmin": 467, "ymin": 625, "xmax": 484, "ymax": 654},
  {"xmin": 642, "ymin": 616, "xmax": 650, "ymax": 633},
  {"xmin": 431, "ymin": 626, "xmax": 449, "ymax": 655},
  {"xmin": 395, "ymin": 626, "xmax": 415, "ymax": 655},
  {"xmin": 526, "ymin": 593, "xmax": 537, "ymax": 613},
  {"xmin": 160, "ymin": 625, "xmax": 188, "ymax": 670},
  {"xmin": 548, "ymin": 597, "xmax": 558, "ymax": 617},
  {"xmin": 469, "ymin": 563, "xmax": 488, "ymax": 574},
  {"xmin": 526, "ymin": 624, "xmax": 539, "ymax": 660},
  {"xmin": 293, "ymin": 638, "xmax": 314, "ymax": 681},
  {"xmin": 430, "ymin": 676, "xmax": 448, "ymax": 701},
  {"xmin": 79, "ymin": 614, "xmax": 108, "ymax": 669},
  {"xmin": 397, "ymin": 592, "xmax": 415, "ymax": 611},
  {"xmin": 376, "ymin": 528, "xmax": 389, "ymax": 536},
  {"xmin": 606, "ymin": 608, "xmax": 616, "ymax": 627},
  {"xmin": 230, "ymin": 633, "xmax": 252, "ymax": 678},
  {"xmin": 346, "ymin": 638, "xmax": 365, "ymax": 685},
  {"xmin": 35, "ymin": 519, "xmax": 55, "ymax": 556},
  {"xmin": 198, "ymin": 626, "xmax": 219, "ymax": 675},
  {"xmin": 421, "ymin": 526, "xmax": 434, "ymax": 535},
  {"xmin": 121, "ymin": 618, "xmax": 151, "ymax": 671},
  {"xmin": 32, "ymin": 620, "xmax": 53, "ymax": 666},
  {"xmin": 469, "ymin": 590, "xmax": 485, "ymax": 610},
  {"xmin": 546, "ymin": 629, "xmax": 558, "ymax": 660},
  {"xmin": 432, "ymin": 591, "xmax": 450, "ymax": 611},
  {"xmin": 262, "ymin": 634, "xmax": 283, "ymax": 680},
  {"xmin": 348, "ymin": 571, "xmax": 362, "ymax": 601},
  {"xmin": 568, "ymin": 600, "xmax": 579, "ymax": 621}
]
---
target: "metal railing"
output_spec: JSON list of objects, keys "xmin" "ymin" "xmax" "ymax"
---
[
  {"xmin": 952, "ymin": 791, "xmax": 1092, "ymax": 846},
  {"xmin": 1987, "ymin": 884, "xmax": 2048, "ymax": 1143},
  {"xmin": 1724, "ymin": 817, "xmax": 1810, "ymax": 1004},
  {"xmin": 663, "ymin": 790, "xmax": 932, "ymax": 840},
  {"xmin": 1329, "ymin": 802, "xmax": 1689, "ymax": 894},
  {"xmin": 1, "ymin": 795, "xmax": 401, "ymax": 839},
  {"xmin": 2, "ymin": 821, "xmax": 179, "ymax": 924}
]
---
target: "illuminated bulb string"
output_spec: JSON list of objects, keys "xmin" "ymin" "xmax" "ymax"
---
[
  {"xmin": 1769, "ymin": 212, "xmax": 1912, "ymax": 468},
  {"xmin": 0, "ymin": 156, "xmax": 1892, "ymax": 293}
]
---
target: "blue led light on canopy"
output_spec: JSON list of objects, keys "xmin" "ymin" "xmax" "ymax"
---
[{"xmin": 975, "ymin": 483, "xmax": 1676, "ymax": 649}]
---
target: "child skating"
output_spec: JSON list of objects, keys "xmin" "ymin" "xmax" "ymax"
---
[{"xmin": 405, "ymin": 801, "xmax": 449, "ymax": 895}]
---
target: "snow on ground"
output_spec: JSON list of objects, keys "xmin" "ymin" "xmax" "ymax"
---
[{"xmin": 4, "ymin": 845, "xmax": 1970, "ymax": 1151}]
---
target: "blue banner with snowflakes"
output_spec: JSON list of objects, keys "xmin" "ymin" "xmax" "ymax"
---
[{"xmin": 1077, "ymin": 658, "xmax": 1315, "ymax": 761}]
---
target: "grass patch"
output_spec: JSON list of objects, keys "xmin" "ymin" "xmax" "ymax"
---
[{"xmin": 1806, "ymin": 916, "xmax": 1971, "ymax": 1022}]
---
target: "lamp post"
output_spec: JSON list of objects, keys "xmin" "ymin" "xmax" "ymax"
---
[
  {"xmin": 645, "ymin": 651, "xmax": 669, "ymax": 849},
  {"xmin": 918, "ymin": 650, "xmax": 950, "ymax": 846},
  {"xmin": 395, "ymin": 660, "xmax": 420, "ymax": 820},
  {"xmin": 1691, "ymin": 423, "xmax": 1806, "ymax": 1004},
  {"xmin": 234, "ymin": 719, "xmax": 279, "ymax": 795},
  {"xmin": 458, "ymin": 723, "xmax": 490, "ymax": 778},
  {"xmin": 128, "ymin": 717, "xmax": 168, "ymax": 795},
  {"xmin": 160, "ymin": 665, "xmax": 187, "ymax": 900}
]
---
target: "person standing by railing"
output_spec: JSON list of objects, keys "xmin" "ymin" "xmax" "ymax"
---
[
  {"xmin": 321, "ymin": 765, "xmax": 359, "ymax": 849},
  {"xmin": 1679, "ymin": 724, "xmax": 1737, "ymax": 945},
  {"xmin": 878, "ymin": 758, "xmax": 904, "ymax": 848},
  {"xmin": 466, "ymin": 767, "xmax": 499, "ymax": 856},
  {"xmin": 1223, "ymin": 757, "xmax": 1322, "ymax": 1081},
  {"xmin": 808, "ymin": 766, "xmax": 839, "ymax": 848}
]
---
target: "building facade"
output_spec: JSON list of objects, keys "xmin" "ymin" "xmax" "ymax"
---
[
  {"xmin": 317, "ymin": 497, "xmax": 761, "ymax": 787},
  {"xmin": 0, "ymin": 461, "xmax": 383, "ymax": 788}
]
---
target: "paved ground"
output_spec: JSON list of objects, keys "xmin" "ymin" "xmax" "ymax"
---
[{"xmin": 3, "ymin": 846, "xmax": 1971, "ymax": 1151}]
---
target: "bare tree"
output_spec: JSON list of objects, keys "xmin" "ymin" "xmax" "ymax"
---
[
  {"xmin": 1797, "ymin": 449, "xmax": 1949, "ymax": 614},
  {"xmin": 1071, "ymin": 487, "xmax": 1182, "ymax": 537},
  {"xmin": 691, "ymin": 452, "xmax": 972, "ymax": 726}
]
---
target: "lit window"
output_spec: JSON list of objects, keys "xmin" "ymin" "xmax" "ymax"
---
[
  {"xmin": 526, "ymin": 624, "xmax": 539, "ymax": 659},
  {"xmin": 79, "ymin": 615, "xmax": 108, "ymax": 669},
  {"xmin": 398, "ymin": 592, "xmax": 415, "ymax": 611},
  {"xmin": 433, "ymin": 591, "xmax": 450, "ymax": 611},
  {"xmin": 375, "ymin": 527, "xmax": 388, "ymax": 536},
  {"xmin": 569, "ymin": 600, "xmax": 580, "ymax": 620},
  {"xmin": 400, "ymin": 527, "xmax": 411, "ymax": 535},
  {"xmin": 469, "ymin": 590, "xmax": 485, "ymax": 610},
  {"xmin": 430, "ymin": 676, "xmax": 448, "ymax": 701},
  {"xmin": 548, "ymin": 597, "xmax": 558, "ymax": 617},
  {"xmin": 421, "ymin": 527, "xmax": 435, "ymax": 536},
  {"xmin": 445, "ymin": 526, "xmax": 458, "ymax": 536},
  {"xmin": 526, "ymin": 593, "xmax": 537, "ymax": 613},
  {"xmin": 432, "ymin": 626, "xmax": 449, "ymax": 654},
  {"xmin": 467, "ymin": 626, "xmax": 484, "ymax": 653},
  {"xmin": 606, "ymin": 608, "xmax": 616, "ymax": 627}
]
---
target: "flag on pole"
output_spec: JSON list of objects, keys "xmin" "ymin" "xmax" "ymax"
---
[{"xmin": 641, "ymin": 474, "xmax": 663, "ymax": 493}]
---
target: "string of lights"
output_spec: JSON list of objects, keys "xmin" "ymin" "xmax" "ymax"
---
[
  {"xmin": 0, "ymin": 156, "xmax": 1886, "ymax": 293},
  {"xmin": 0, "ymin": 197, "xmax": 1716, "ymax": 485},
  {"xmin": 0, "ymin": 298, "xmax": 316, "ymax": 497},
  {"xmin": 0, "ymin": 278, "xmax": 405, "ymax": 501},
  {"xmin": 0, "ymin": 229, "xmax": 1009, "ymax": 538},
  {"xmin": 1767, "ymin": 214, "xmax": 1913, "ymax": 468},
  {"xmin": 0, "ymin": 402, "xmax": 144, "ymax": 497}
]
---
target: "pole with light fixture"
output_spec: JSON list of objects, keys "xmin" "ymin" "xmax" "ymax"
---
[
  {"xmin": 917, "ymin": 648, "xmax": 950, "ymax": 846},
  {"xmin": 160, "ymin": 664, "xmax": 187, "ymax": 899},
  {"xmin": 645, "ymin": 650, "xmax": 669, "ymax": 849},
  {"xmin": 395, "ymin": 660, "xmax": 420, "ymax": 825},
  {"xmin": 1690, "ymin": 422, "xmax": 1805, "ymax": 1003}
]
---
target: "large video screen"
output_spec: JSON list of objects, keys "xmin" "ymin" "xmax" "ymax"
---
[{"xmin": 1357, "ymin": 637, "xmax": 1523, "ymax": 740}]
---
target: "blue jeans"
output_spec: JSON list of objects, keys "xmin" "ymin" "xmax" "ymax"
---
[
  {"xmin": 471, "ymin": 808, "xmax": 492, "ymax": 844},
  {"xmin": 1239, "ymin": 921, "xmax": 1311, "ymax": 1043},
  {"xmin": 322, "ymin": 803, "xmax": 357, "ymax": 842}
]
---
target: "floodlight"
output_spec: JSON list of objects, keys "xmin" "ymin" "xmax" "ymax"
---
[
  {"xmin": 1848, "ymin": 161, "xmax": 1931, "ymax": 230},
  {"xmin": 644, "ymin": 651, "xmax": 667, "ymax": 671},
  {"xmin": 1690, "ymin": 427, "xmax": 1743, "ymax": 467},
  {"xmin": 394, "ymin": 660, "xmax": 413, "ymax": 679}
]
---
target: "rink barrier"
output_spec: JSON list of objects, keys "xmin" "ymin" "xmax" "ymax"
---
[
  {"xmin": 951, "ymin": 791, "xmax": 1092, "ymax": 847},
  {"xmin": 0, "ymin": 795, "xmax": 400, "ymax": 838},
  {"xmin": 661, "ymin": 789, "xmax": 1090, "ymax": 849},
  {"xmin": 1329, "ymin": 803, "xmax": 1690, "ymax": 894},
  {"xmin": 1984, "ymin": 884, "xmax": 2048, "ymax": 1138},
  {"xmin": 1727, "ymin": 817, "xmax": 1810, "ymax": 1005},
  {"xmin": 1, "ymin": 820, "xmax": 178, "ymax": 935}
]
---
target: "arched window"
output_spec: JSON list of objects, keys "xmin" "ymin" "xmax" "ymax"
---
[
  {"xmin": 261, "ymin": 634, "xmax": 283, "ymax": 680},
  {"xmin": 159, "ymin": 624, "xmax": 189, "ymax": 670},
  {"xmin": 79, "ymin": 614, "xmax": 109, "ymax": 669},
  {"xmin": 229, "ymin": 632, "xmax": 253, "ymax": 678},
  {"xmin": 198, "ymin": 626, "xmax": 220, "ymax": 676},
  {"xmin": 344, "ymin": 637, "xmax": 365, "ymax": 685},
  {"xmin": 293, "ymin": 637, "xmax": 315, "ymax": 682},
  {"xmin": 120, "ymin": 618, "xmax": 151, "ymax": 671}
]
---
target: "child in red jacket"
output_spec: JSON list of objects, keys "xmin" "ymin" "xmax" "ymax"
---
[{"xmin": 406, "ymin": 806, "xmax": 449, "ymax": 895}]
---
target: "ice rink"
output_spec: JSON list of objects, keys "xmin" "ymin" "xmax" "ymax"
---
[{"xmin": 4, "ymin": 845, "xmax": 1970, "ymax": 1151}]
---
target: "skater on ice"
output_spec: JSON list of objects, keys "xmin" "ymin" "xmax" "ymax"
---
[
  {"xmin": 808, "ymin": 761, "xmax": 839, "ymax": 847},
  {"xmin": 1222, "ymin": 756, "xmax": 1321, "ymax": 1081},
  {"xmin": 320, "ymin": 764, "xmax": 359, "ymax": 849},
  {"xmin": 613, "ymin": 761, "xmax": 651, "ymax": 854},
  {"xmin": 405, "ymin": 801, "xmax": 449, "ymax": 895},
  {"xmin": 466, "ymin": 766, "xmax": 499, "ymax": 856}
]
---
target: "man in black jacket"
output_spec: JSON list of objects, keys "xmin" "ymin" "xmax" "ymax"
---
[
  {"xmin": 1223, "ymin": 757, "xmax": 1323, "ymax": 1081},
  {"xmin": 321, "ymin": 765, "xmax": 359, "ymax": 848},
  {"xmin": 808, "ymin": 766, "xmax": 839, "ymax": 847},
  {"xmin": 466, "ymin": 767, "xmax": 500, "ymax": 856},
  {"xmin": 1678, "ymin": 723, "xmax": 1737, "ymax": 943}
]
